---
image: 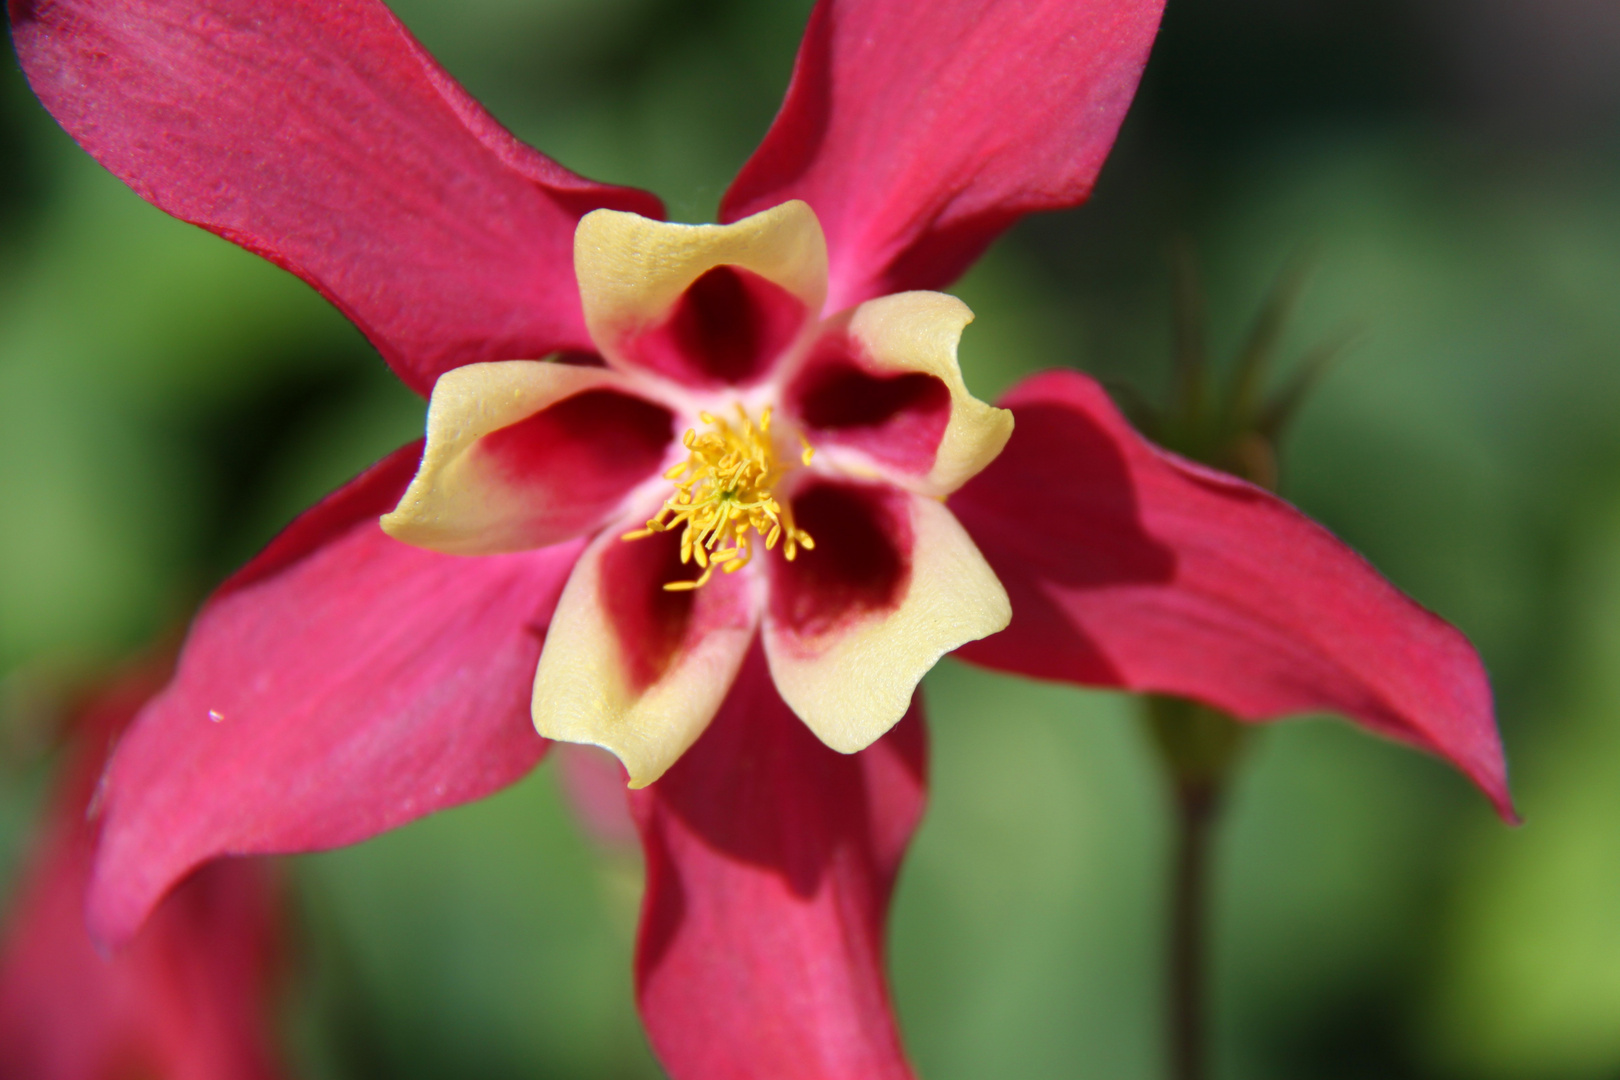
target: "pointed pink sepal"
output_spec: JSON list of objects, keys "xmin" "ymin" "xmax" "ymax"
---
[
  {"xmin": 723, "ymin": 0, "xmax": 1166, "ymax": 311},
  {"xmin": 87, "ymin": 444, "xmax": 585, "ymax": 946},
  {"xmin": 10, "ymin": 0, "xmax": 662, "ymax": 395},
  {"xmin": 632, "ymin": 644, "xmax": 925, "ymax": 1079},
  {"xmin": 950, "ymin": 370, "xmax": 1514, "ymax": 820}
]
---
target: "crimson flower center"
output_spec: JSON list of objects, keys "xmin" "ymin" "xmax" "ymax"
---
[{"xmin": 622, "ymin": 404, "xmax": 815, "ymax": 591}]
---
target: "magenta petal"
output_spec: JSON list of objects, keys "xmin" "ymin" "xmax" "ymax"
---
[
  {"xmin": 632, "ymin": 644, "xmax": 924, "ymax": 1080},
  {"xmin": 950, "ymin": 370, "xmax": 1513, "ymax": 819},
  {"xmin": 87, "ymin": 445, "xmax": 586, "ymax": 946},
  {"xmin": 722, "ymin": 0, "xmax": 1165, "ymax": 310},
  {"xmin": 784, "ymin": 329, "xmax": 953, "ymax": 479},
  {"xmin": 0, "ymin": 667, "xmax": 285, "ymax": 1080},
  {"xmin": 10, "ymin": 0, "xmax": 663, "ymax": 395},
  {"xmin": 626, "ymin": 265, "xmax": 812, "ymax": 389},
  {"xmin": 768, "ymin": 480, "xmax": 912, "ymax": 639}
]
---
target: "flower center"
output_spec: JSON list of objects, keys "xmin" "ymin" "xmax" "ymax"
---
[{"xmin": 622, "ymin": 405, "xmax": 815, "ymax": 591}]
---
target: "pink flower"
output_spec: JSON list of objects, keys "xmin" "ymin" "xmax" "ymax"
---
[
  {"xmin": 0, "ymin": 664, "xmax": 285, "ymax": 1080},
  {"xmin": 380, "ymin": 201, "xmax": 1015, "ymax": 784},
  {"xmin": 10, "ymin": 0, "xmax": 1510, "ymax": 1076}
]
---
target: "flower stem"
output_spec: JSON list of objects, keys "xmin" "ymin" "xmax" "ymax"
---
[
  {"xmin": 1168, "ymin": 769, "xmax": 1218, "ymax": 1080},
  {"xmin": 1143, "ymin": 696, "xmax": 1248, "ymax": 1080}
]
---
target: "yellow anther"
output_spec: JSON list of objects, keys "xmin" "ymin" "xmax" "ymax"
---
[{"xmin": 625, "ymin": 404, "xmax": 815, "ymax": 590}]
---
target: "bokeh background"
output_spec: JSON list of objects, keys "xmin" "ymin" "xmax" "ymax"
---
[{"xmin": 3, "ymin": 0, "xmax": 1620, "ymax": 1076}]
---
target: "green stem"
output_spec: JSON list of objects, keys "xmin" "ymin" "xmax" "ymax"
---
[
  {"xmin": 1143, "ymin": 696, "xmax": 1247, "ymax": 1080},
  {"xmin": 1169, "ymin": 771, "xmax": 1218, "ymax": 1080}
]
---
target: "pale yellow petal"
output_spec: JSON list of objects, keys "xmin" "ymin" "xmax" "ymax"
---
[
  {"xmin": 834, "ymin": 291, "xmax": 1014, "ymax": 496},
  {"xmin": 532, "ymin": 524, "xmax": 759, "ymax": 787},
  {"xmin": 763, "ymin": 494, "xmax": 1010, "ymax": 754},
  {"xmin": 381, "ymin": 360, "xmax": 669, "ymax": 556},
  {"xmin": 575, "ymin": 200, "xmax": 828, "ymax": 370}
]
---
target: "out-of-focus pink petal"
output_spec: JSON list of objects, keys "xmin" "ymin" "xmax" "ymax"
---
[
  {"xmin": 10, "ymin": 0, "xmax": 663, "ymax": 396},
  {"xmin": 950, "ymin": 370, "xmax": 1512, "ymax": 818},
  {"xmin": 554, "ymin": 745, "xmax": 637, "ymax": 851},
  {"xmin": 722, "ymin": 0, "xmax": 1165, "ymax": 311},
  {"xmin": 632, "ymin": 644, "xmax": 924, "ymax": 1080},
  {"xmin": 88, "ymin": 444, "xmax": 586, "ymax": 946},
  {"xmin": 0, "ymin": 667, "xmax": 285, "ymax": 1080}
]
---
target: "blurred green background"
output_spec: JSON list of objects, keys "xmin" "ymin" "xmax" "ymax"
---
[{"xmin": 3, "ymin": 0, "xmax": 1620, "ymax": 1077}]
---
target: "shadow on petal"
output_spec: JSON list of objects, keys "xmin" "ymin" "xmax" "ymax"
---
[
  {"xmin": 952, "ymin": 369, "xmax": 1510, "ymax": 817},
  {"xmin": 952, "ymin": 395, "xmax": 1177, "ymax": 684},
  {"xmin": 630, "ymin": 643, "xmax": 924, "ymax": 1079}
]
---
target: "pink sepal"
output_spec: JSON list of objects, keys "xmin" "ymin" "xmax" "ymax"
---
[
  {"xmin": 10, "ymin": 0, "xmax": 663, "ymax": 396},
  {"xmin": 951, "ymin": 370, "xmax": 1513, "ymax": 819},
  {"xmin": 632, "ymin": 644, "xmax": 924, "ymax": 1080},
  {"xmin": 723, "ymin": 0, "xmax": 1165, "ymax": 311},
  {"xmin": 87, "ymin": 444, "xmax": 585, "ymax": 945}
]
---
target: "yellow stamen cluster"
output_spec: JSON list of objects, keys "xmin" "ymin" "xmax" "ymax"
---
[{"xmin": 623, "ymin": 405, "xmax": 814, "ymax": 590}]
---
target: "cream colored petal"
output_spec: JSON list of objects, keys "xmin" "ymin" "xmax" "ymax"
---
[
  {"xmin": 381, "ymin": 360, "xmax": 668, "ymax": 556},
  {"xmin": 763, "ymin": 493, "xmax": 1011, "ymax": 754},
  {"xmin": 532, "ymin": 523, "xmax": 760, "ymax": 787},
  {"xmin": 575, "ymin": 200, "xmax": 828, "ymax": 369},
  {"xmin": 834, "ymin": 291, "xmax": 1015, "ymax": 496}
]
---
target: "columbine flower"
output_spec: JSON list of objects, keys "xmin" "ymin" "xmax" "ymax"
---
[
  {"xmin": 0, "ymin": 663, "xmax": 284, "ymax": 1080},
  {"xmin": 378, "ymin": 199, "xmax": 1013, "ymax": 785},
  {"xmin": 10, "ymin": 0, "xmax": 1509, "ymax": 1076}
]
